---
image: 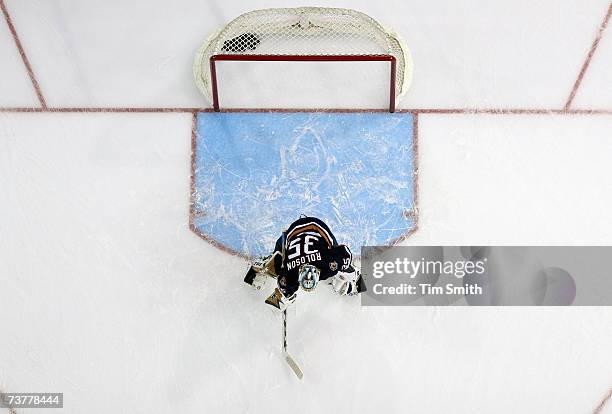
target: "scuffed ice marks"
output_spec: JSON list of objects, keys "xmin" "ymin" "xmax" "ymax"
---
[{"xmin": 192, "ymin": 112, "xmax": 416, "ymax": 257}]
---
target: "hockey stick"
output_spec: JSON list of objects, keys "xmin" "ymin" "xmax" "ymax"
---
[
  {"xmin": 282, "ymin": 308, "xmax": 303, "ymax": 380},
  {"xmin": 280, "ymin": 231, "xmax": 303, "ymax": 378}
]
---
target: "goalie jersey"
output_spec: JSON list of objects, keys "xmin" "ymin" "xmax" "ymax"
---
[{"xmin": 271, "ymin": 216, "xmax": 355, "ymax": 296}]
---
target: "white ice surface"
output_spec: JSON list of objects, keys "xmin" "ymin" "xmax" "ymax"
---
[
  {"xmin": 572, "ymin": 16, "xmax": 612, "ymax": 109},
  {"xmin": 1, "ymin": 0, "xmax": 612, "ymax": 412},
  {"xmin": 1, "ymin": 0, "xmax": 609, "ymax": 109},
  {"xmin": 404, "ymin": 115, "xmax": 612, "ymax": 245},
  {"xmin": 0, "ymin": 7, "xmax": 38, "ymax": 106},
  {"xmin": 1, "ymin": 114, "xmax": 611, "ymax": 414}
]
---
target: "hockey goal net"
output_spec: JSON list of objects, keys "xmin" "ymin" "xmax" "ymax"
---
[{"xmin": 193, "ymin": 7, "xmax": 412, "ymax": 112}]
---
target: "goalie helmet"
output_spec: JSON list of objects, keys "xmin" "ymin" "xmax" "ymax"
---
[{"xmin": 298, "ymin": 264, "xmax": 320, "ymax": 292}]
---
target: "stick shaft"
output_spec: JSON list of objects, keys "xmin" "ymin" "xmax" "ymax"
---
[{"xmin": 282, "ymin": 309, "xmax": 287, "ymax": 352}]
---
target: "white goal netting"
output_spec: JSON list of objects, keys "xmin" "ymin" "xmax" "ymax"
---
[{"xmin": 193, "ymin": 7, "xmax": 413, "ymax": 109}]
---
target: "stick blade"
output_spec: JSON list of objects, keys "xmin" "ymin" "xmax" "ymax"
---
[{"xmin": 285, "ymin": 353, "xmax": 303, "ymax": 380}]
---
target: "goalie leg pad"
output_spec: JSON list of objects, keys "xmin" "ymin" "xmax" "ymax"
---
[
  {"xmin": 251, "ymin": 252, "xmax": 280, "ymax": 276},
  {"xmin": 244, "ymin": 253, "xmax": 281, "ymax": 289},
  {"xmin": 331, "ymin": 271, "xmax": 364, "ymax": 296},
  {"xmin": 265, "ymin": 288, "xmax": 296, "ymax": 311}
]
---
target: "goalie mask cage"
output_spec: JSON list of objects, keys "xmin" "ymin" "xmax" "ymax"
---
[{"xmin": 193, "ymin": 7, "xmax": 413, "ymax": 112}]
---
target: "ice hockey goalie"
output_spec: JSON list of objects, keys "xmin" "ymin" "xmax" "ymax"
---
[{"xmin": 244, "ymin": 216, "xmax": 366, "ymax": 310}]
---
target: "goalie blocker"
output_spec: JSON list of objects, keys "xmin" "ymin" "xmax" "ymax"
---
[{"xmin": 244, "ymin": 216, "xmax": 366, "ymax": 310}]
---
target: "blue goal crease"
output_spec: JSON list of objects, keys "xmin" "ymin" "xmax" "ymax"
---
[{"xmin": 191, "ymin": 111, "xmax": 416, "ymax": 257}]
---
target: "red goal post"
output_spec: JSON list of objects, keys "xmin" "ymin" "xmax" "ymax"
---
[{"xmin": 194, "ymin": 7, "xmax": 412, "ymax": 112}]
